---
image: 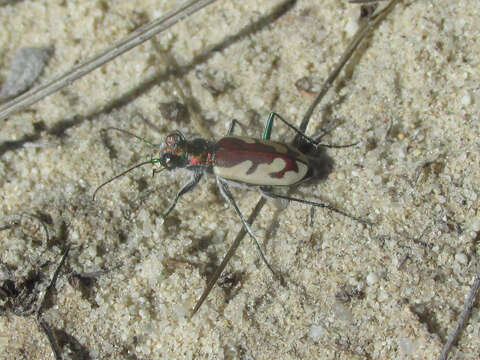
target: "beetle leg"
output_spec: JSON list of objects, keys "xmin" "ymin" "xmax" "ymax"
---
[
  {"xmin": 263, "ymin": 112, "xmax": 319, "ymax": 144},
  {"xmin": 265, "ymin": 112, "xmax": 358, "ymax": 149},
  {"xmin": 162, "ymin": 170, "xmax": 203, "ymax": 219},
  {"xmin": 226, "ymin": 119, "xmax": 243, "ymax": 136},
  {"xmin": 216, "ymin": 177, "xmax": 276, "ymax": 275},
  {"xmin": 259, "ymin": 187, "xmax": 372, "ymax": 226}
]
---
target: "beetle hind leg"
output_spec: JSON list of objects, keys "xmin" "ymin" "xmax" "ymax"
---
[
  {"xmin": 260, "ymin": 187, "xmax": 372, "ymax": 226},
  {"xmin": 216, "ymin": 177, "xmax": 277, "ymax": 276}
]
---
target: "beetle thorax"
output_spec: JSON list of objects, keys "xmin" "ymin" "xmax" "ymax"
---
[{"xmin": 186, "ymin": 138, "xmax": 216, "ymax": 167}]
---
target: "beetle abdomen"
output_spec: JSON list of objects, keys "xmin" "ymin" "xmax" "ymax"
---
[{"xmin": 213, "ymin": 136, "xmax": 311, "ymax": 186}]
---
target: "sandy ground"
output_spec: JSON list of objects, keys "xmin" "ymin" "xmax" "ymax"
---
[{"xmin": 1, "ymin": 0, "xmax": 479, "ymax": 359}]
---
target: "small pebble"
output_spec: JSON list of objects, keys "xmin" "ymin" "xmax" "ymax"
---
[
  {"xmin": 0, "ymin": 46, "xmax": 52, "ymax": 101},
  {"xmin": 461, "ymin": 93, "xmax": 472, "ymax": 106},
  {"xmin": 309, "ymin": 325, "xmax": 324, "ymax": 342},
  {"xmin": 366, "ymin": 272, "xmax": 379, "ymax": 285},
  {"xmin": 471, "ymin": 217, "xmax": 480, "ymax": 232},
  {"xmin": 398, "ymin": 337, "xmax": 415, "ymax": 355},
  {"xmin": 455, "ymin": 252, "xmax": 468, "ymax": 265}
]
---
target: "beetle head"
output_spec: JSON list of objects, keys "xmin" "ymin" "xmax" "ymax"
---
[
  {"xmin": 160, "ymin": 131, "xmax": 188, "ymax": 170},
  {"xmin": 92, "ymin": 130, "xmax": 189, "ymax": 201}
]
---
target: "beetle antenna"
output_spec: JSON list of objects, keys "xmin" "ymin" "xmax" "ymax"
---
[
  {"xmin": 93, "ymin": 160, "xmax": 159, "ymax": 200},
  {"xmin": 101, "ymin": 127, "xmax": 158, "ymax": 147}
]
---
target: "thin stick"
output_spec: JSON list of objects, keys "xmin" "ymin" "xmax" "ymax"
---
[
  {"xmin": 36, "ymin": 245, "xmax": 71, "ymax": 316},
  {"xmin": 0, "ymin": 212, "xmax": 50, "ymax": 245},
  {"xmin": 151, "ymin": 39, "xmax": 213, "ymax": 139},
  {"xmin": 192, "ymin": 197, "xmax": 267, "ymax": 316},
  {"xmin": 349, "ymin": 0, "xmax": 389, "ymax": 4},
  {"xmin": 36, "ymin": 245, "xmax": 71, "ymax": 360},
  {"xmin": 297, "ymin": 0, "xmax": 400, "ymax": 136},
  {"xmin": 192, "ymin": 0, "xmax": 401, "ymax": 315},
  {"xmin": 37, "ymin": 319, "xmax": 62, "ymax": 360},
  {"xmin": 0, "ymin": 0, "xmax": 217, "ymax": 121},
  {"xmin": 437, "ymin": 265, "xmax": 480, "ymax": 360}
]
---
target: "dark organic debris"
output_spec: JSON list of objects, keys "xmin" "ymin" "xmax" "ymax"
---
[{"xmin": 159, "ymin": 101, "xmax": 189, "ymax": 123}]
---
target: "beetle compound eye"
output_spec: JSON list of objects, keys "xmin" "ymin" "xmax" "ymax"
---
[
  {"xmin": 165, "ymin": 135, "xmax": 177, "ymax": 146},
  {"xmin": 165, "ymin": 131, "xmax": 184, "ymax": 147}
]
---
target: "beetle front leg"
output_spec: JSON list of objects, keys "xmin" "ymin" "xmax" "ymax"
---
[{"xmin": 162, "ymin": 170, "xmax": 203, "ymax": 219}]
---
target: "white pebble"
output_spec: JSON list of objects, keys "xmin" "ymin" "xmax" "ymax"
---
[
  {"xmin": 398, "ymin": 337, "xmax": 415, "ymax": 355},
  {"xmin": 345, "ymin": 18, "xmax": 359, "ymax": 37},
  {"xmin": 334, "ymin": 303, "xmax": 353, "ymax": 322},
  {"xmin": 461, "ymin": 93, "xmax": 472, "ymax": 106},
  {"xmin": 455, "ymin": 252, "xmax": 468, "ymax": 265},
  {"xmin": 377, "ymin": 288, "xmax": 389, "ymax": 302},
  {"xmin": 471, "ymin": 217, "xmax": 480, "ymax": 232},
  {"xmin": 366, "ymin": 272, "xmax": 379, "ymax": 285},
  {"xmin": 64, "ymin": 182, "xmax": 75, "ymax": 196},
  {"xmin": 309, "ymin": 325, "xmax": 324, "ymax": 342}
]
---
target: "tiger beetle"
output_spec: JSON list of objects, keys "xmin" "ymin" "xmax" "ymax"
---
[{"xmin": 93, "ymin": 112, "xmax": 370, "ymax": 315}]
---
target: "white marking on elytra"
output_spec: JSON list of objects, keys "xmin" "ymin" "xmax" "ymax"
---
[{"xmin": 214, "ymin": 158, "xmax": 308, "ymax": 186}]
